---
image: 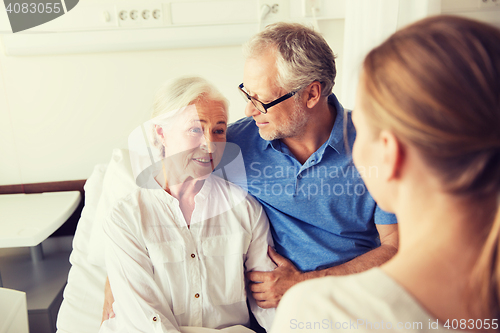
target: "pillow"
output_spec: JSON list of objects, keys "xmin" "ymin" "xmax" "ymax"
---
[
  {"xmin": 57, "ymin": 149, "xmax": 137, "ymax": 333},
  {"xmin": 87, "ymin": 149, "xmax": 138, "ymax": 267},
  {"xmin": 56, "ymin": 163, "xmax": 108, "ymax": 333}
]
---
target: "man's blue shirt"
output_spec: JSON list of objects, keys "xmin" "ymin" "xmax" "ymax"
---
[{"xmin": 226, "ymin": 94, "xmax": 397, "ymax": 272}]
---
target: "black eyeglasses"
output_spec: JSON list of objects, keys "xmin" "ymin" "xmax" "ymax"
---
[{"xmin": 238, "ymin": 83, "xmax": 298, "ymax": 114}]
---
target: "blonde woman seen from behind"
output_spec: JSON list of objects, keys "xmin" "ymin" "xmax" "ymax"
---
[{"xmin": 271, "ymin": 16, "xmax": 500, "ymax": 332}]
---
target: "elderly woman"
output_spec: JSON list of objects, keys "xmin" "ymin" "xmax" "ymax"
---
[
  {"xmin": 99, "ymin": 77, "xmax": 275, "ymax": 333},
  {"xmin": 271, "ymin": 16, "xmax": 500, "ymax": 332}
]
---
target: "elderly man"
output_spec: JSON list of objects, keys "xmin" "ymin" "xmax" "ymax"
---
[{"xmin": 227, "ymin": 22, "xmax": 398, "ymax": 309}]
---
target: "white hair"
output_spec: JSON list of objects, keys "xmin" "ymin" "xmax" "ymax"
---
[{"xmin": 150, "ymin": 76, "xmax": 229, "ymax": 157}]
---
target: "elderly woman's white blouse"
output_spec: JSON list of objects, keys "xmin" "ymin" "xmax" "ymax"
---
[{"xmin": 99, "ymin": 174, "xmax": 276, "ymax": 333}]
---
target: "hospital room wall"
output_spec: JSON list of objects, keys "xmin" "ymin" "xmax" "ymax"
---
[{"xmin": 0, "ymin": 19, "xmax": 344, "ymax": 186}]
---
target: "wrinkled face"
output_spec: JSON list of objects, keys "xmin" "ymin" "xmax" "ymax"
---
[
  {"xmin": 243, "ymin": 51, "xmax": 309, "ymax": 141},
  {"xmin": 352, "ymin": 79, "xmax": 388, "ymax": 210},
  {"xmin": 157, "ymin": 100, "xmax": 227, "ymax": 184}
]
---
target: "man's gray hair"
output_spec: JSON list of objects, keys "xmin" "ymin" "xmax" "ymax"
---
[
  {"xmin": 151, "ymin": 76, "xmax": 228, "ymax": 157},
  {"xmin": 243, "ymin": 22, "xmax": 336, "ymax": 96}
]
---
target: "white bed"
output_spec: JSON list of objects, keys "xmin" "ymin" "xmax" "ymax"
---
[
  {"xmin": 56, "ymin": 161, "xmax": 108, "ymax": 333},
  {"xmin": 56, "ymin": 149, "xmax": 254, "ymax": 333}
]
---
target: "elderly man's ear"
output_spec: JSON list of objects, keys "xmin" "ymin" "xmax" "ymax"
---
[{"xmin": 303, "ymin": 81, "xmax": 322, "ymax": 109}]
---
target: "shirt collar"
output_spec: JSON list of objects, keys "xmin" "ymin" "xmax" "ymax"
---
[
  {"xmin": 261, "ymin": 136, "xmax": 274, "ymax": 151},
  {"xmin": 326, "ymin": 93, "xmax": 346, "ymax": 155}
]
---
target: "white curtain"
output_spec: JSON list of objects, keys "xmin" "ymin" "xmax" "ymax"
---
[{"xmin": 340, "ymin": 0, "xmax": 441, "ymax": 110}]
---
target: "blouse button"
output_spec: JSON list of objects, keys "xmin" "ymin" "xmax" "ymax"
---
[
  {"xmin": 153, "ymin": 316, "xmax": 158, "ymax": 322},
  {"xmin": 194, "ymin": 293, "xmax": 200, "ymax": 298},
  {"xmin": 191, "ymin": 253, "xmax": 196, "ymax": 258}
]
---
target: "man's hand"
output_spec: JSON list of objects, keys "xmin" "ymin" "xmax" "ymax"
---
[
  {"xmin": 247, "ymin": 246, "xmax": 304, "ymax": 309},
  {"xmin": 101, "ymin": 276, "xmax": 115, "ymax": 325}
]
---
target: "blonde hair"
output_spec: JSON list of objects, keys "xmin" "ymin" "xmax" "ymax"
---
[
  {"xmin": 362, "ymin": 15, "xmax": 500, "ymax": 318},
  {"xmin": 243, "ymin": 22, "xmax": 336, "ymax": 96},
  {"xmin": 150, "ymin": 76, "xmax": 228, "ymax": 157}
]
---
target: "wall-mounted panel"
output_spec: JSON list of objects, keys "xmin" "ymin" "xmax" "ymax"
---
[
  {"xmin": 1, "ymin": 0, "xmax": 347, "ymax": 56},
  {"xmin": 171, "ymin": 0, "xmax": 257, "ymax": 25}
]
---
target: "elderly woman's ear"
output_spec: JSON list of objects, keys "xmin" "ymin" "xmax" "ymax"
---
[{"xmin": 155, "ymin": 125, "xmax": 165, "ymax": 143}]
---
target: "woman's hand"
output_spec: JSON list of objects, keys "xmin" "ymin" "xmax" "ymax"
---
[{"xmin": 101, "ymin": 276, "xmax": 115, "ymax": 325}]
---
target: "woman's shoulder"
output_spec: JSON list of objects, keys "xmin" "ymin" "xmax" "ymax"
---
[
  {"xmin": 273, "ymin": 269, "xmax": 457, "ymax": 333},
  {"xmin": 283, "ymin": 268, "xmax": 387, "ymax": 303},
  {"xmin": 110, "ymin": 187, "xmax": 148, "ymax": 208},
  {"xmin": 272, "ymin": 269, "xmax": 381, "ymax": 331},
  {"xmin": 107, "ymin": 188, "xmax": 164, "ymax": 224}
]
